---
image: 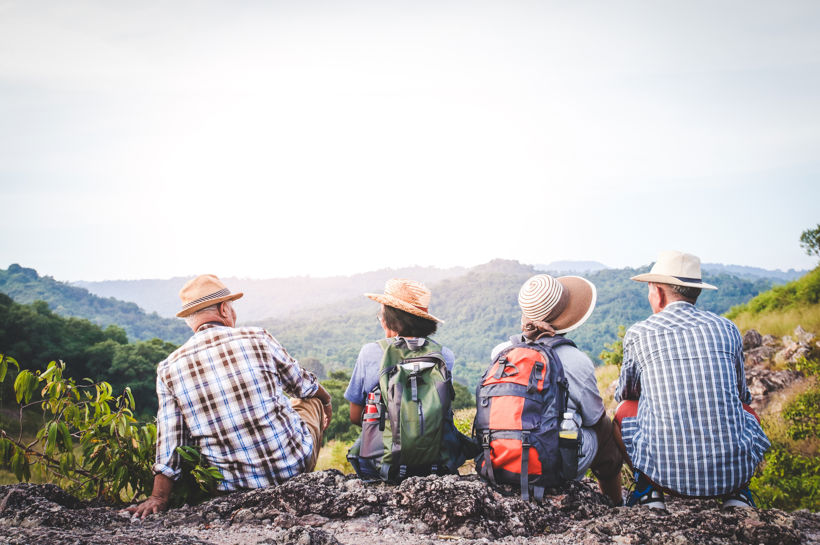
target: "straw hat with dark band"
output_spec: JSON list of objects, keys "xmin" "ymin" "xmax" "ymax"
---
[
  {"xmin": 176, "ymin": 274, "xmax": 244, "ymax": 318},
  {"xmin": 365, "ymin": 278, "xmax": 443, "ymax": 323},
  {"xmin": 518, "ymin": 274, "xmax": 596, "ymax": 334},
  {"xmin": 630, "ymin": 250, "xmax": 717, "ymax": 290}
]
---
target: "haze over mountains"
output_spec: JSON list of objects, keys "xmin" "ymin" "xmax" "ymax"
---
[
  {"xmin": 0, "ymin": 259, "xmax": 789, "ymax": 389},
  {"xmin": 71, "ymin": 260, "xmax": 805, "ymax": 321}
]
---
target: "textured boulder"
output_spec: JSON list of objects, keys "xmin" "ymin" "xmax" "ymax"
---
[
  {"xmin": 1, "ymin": 474, "xmax": 818, "ymax": 545},
  {"xmin": 743, "ymin": 329, "xmax": 763, "ymax": 351}
]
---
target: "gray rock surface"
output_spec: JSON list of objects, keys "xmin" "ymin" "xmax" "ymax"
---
[{"xmin": 1, "ymin": 473, "xmax": 818, "ymax": 545}]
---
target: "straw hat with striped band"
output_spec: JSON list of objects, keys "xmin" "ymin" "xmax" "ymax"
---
[
  {"xmin": 365, "ymin": 278, "xmax": 443, "ymax": 323},
  {"xmin": 518, "ymin": 274, "xmax": 597, "ymax": 334},
  {"xmin": 630, "ymin": 250, "xmax": 717, "ymax": 290},
  {"xmin": 176, "ymin": 274, "xmax": 244, "ymax": 318}
]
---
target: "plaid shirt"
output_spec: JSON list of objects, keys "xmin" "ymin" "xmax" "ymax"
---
[
  {"xmin": 153, "ymin": 323, "xmax": 318, "ymax": 490},
  {"xmin": 616, "ymin": 301, "xmax": 770, "ymax": 496}
]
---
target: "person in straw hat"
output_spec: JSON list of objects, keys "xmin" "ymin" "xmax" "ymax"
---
[
  {"xmin": 127, "ymin": 274, "xmax": 332, "ymax": 519},
  {"xmin": 490, "ymin": 273, "xmax": 624, "ymax": 505},
  {"xmin": 614, "ymin": 251, "xmax": 770, "ymax": 511},
  {"xmin": 345, "ymin": 278, "xmax": 453, "ymax": 426}
]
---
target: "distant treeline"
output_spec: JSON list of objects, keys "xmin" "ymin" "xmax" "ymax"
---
[
  {"xmin": 0, "ymin": 293, "xmax": 176, "ymax": 415},
  {"xmin": 260, "ymin": 260, "xmax": 779, "ymax": 389},
  {"xmin": 0, "ymin": 264, "xmax": 190, "ymax": 344}
]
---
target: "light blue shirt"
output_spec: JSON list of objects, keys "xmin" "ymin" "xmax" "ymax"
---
[{"xmin": 344, "ymin": 337, "xmax": 455, "ymax": 406}]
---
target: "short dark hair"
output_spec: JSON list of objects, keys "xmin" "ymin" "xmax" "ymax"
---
[
  {"xmin": 381, "ymin": 305, "xmax": 438, "ymax": 338},
  {"xmin": 665, "ymin": 283, "xmax": 702, "ymax": 303}
]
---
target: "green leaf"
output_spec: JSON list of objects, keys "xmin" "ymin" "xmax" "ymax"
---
[
  {"xmin": 11, "ymin": 449, "xmax": 25, "ymax": 481},
  {"xmin": 46, "ymin": 423, "xmax": 58, "ymax": 456},
  {"xmin": 176, "ymin": 445, "xmax": 199, "ymax": 463},
  {"xmin": 14, "ymin": 370, "xmax": 33, "ymax": 404},
  {"xmin": 59, "ymin": 422, "xmax": 73, "ymax": 451},
  {"xmin": 125, "ymin": 387, "xmax": 135, "ymax": 410}
]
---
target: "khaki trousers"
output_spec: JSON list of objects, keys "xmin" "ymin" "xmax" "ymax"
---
[{"xmin": 291, "ymin": 397, "xmax": 325, "ymax": 472}]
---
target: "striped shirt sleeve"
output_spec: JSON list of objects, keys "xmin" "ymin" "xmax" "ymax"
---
[{"xmin": 153, "ymin": 372, "xmax": 187, "ymax": 479}]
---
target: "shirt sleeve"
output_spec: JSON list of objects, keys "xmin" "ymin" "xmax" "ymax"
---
[
  {"xmin": 615, "ymin": 329, "xmax": 641, "ymax": 402},
  {"xmin": 344, "ymin": 343, "xmax": 381, "ymax": 406},
  {"xmin": 264, "ymin": 331, "xmax": 318, "ymax": 399},
  {"xmin": 557, "ymin": 345, "xmax": 606, "ymax": 427},
  {"xmin": 153, "ymin": 373, "xmax": 186, "ymax": 480}
]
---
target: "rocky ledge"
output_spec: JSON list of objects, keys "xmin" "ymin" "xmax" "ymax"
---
[{"xmin": 1, "ymin": 472, "xmax": 819, "ymax": 545}]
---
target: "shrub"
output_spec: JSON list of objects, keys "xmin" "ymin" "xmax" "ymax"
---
[{"xmin": 0, "ymin": 354, "xmax": 220, "ymax": 505}]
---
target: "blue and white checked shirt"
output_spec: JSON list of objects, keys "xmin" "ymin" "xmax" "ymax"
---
[
  {"xmin": 616, "ymin": 301, "xmax": 770, "ymax": 496},
  {"xmin": 153, "ymin": 323, "xmax": 319, "ymax": 491}
]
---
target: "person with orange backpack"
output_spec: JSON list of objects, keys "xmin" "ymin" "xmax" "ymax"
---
[{"xmin": 475, "ymin": 274, "xmax": 623, "ymax": 504}]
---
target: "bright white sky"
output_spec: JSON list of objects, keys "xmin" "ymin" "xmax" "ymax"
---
[{"xmin": 1, "ymin": 1, "xmax": 818, "ymax": 281}]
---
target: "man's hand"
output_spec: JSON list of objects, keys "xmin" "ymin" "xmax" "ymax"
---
[
  {"xmin": 314, "ymin": 384, "xmax": 333, "ymax": 430},
  {"xmin": 124, "ymin": 474, "xmax": 173, "ymax": 519},
  {"xmin": 322, "ymin": 401, "xmax": 333, "ymax": 430},
  {"xmin": 125, "ymin": 495, "xmax": 169, "ymax": 519}
]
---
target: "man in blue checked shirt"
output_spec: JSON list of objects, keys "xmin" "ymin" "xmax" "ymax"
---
[
  {"xmin": 126, "ymin": 275, "xmax": 332, "ymax": 519},
  {"xmin": 613, "ymin": 251, "xmax": 770, "ymax": 511}
]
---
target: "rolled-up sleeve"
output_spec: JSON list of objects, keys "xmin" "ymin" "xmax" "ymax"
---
[
  {"xmin": 153, "ymin": 373, "xmax": 186, "ymax": 480},
  {"xmin": 264, "ymin": 331, "xmax": 318, "ymax": 399}
]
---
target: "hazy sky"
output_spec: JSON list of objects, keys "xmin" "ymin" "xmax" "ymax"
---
[{"xmin": 1, "ymin": 1, "xmax": 818, "ymax": 281}]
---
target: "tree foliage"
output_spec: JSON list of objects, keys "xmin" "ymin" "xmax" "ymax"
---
[
  {"xmin": 0, "ymin": 356, "xmax": 220, "ymax": 504},
  {"xmin": 0, "ymin": 294, "xmax": 177, "ymax": 417},
  {"xmin": 0, "ymin": 264, "xmax": 189, "ymax": 344},
  {"xmin": 800, "ymin": 224, "xmax": 820, "ymax": 259},
  {"xmin": 261, "ymin": 261, "xmax": 779, "ymax": 390}
]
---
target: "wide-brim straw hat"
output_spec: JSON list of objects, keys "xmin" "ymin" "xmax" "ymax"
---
[
  {"xmin": 365, "ymin": 278, "xmax": 443, "ymax": 323},
  {"xmin": 518, "ymin": 274, "xmax": 597, "ymax": 334},
  {"xmin": 176, "ymin": 274, "xmax": 244, "ymax": 318},
  {"xmin": 630, "ymin": 250, "xmax": 717, "ymax": 290}
]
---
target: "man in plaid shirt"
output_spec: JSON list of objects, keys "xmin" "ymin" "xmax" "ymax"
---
[
  {"xmin": 614, "ymin": 251, "xmax": 769, "ymax": 510},
  {"xmin": 127, "ymin": 275, "xmax": 332, "ymax": 518}
]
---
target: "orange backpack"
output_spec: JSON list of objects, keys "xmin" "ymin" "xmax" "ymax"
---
[{"xmin": 474, "ymin": 335, "xmax": 573, "ymax": 500}]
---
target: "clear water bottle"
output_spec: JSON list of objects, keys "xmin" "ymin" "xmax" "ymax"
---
[{"xmin": 559, "ymin": 411, "xmax": 581, "ymax": 480}]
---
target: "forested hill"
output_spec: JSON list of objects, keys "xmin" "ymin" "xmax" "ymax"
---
[
  {"xmin": 0, "ymin": 264, "xmax": 189, "ymax": 344},
  {"xmin": 257, "ymin": 259, "xmax": 780, "ymax": 389}
]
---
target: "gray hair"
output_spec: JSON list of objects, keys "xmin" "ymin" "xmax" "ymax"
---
[
  {"xmin": 183, "ymin": 303, "xmax": 221, "ymax": 327},
  {"xmin": 666, "ymin": 283, "xmax": 702, "ymax": 302}
]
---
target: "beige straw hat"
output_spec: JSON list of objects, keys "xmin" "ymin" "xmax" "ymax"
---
[
  {"xmin": 176, "ymin": 274, "xmax": 244, "ymax": 318},
  {"xmin": 365, "ymin": 278, "xmax": 443, "ymax": 323},
  {"xmin": 630, "ymin": 250, "xmax": 717, "ymax": 290},
  {"xmin": 518, "ymin": 274, "xmax": 597, "ymax": 334}
]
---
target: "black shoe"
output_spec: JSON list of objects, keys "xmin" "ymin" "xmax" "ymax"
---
[
  {"xmin": 722, "ymin": 487, "xmax": 756, "ymax": 510},
  {"xmin": 625, "ymin": 472, "xmax": 666, "ymax": 510}
]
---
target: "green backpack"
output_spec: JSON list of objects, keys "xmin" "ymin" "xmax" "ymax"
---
[{"xmin": 347, "ymin": 337, "xmax": 474, "ymax": 483}]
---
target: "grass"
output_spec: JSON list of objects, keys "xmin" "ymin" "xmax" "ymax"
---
[
  {"xmin": 730, "ymin": 306, "xmax": 820, "ymax": 338},
  {"xmin": 315, "ymin": 439, "xmax": 354, "ymax": 473},
  {"xmin": 594, "ymin": 364, "xmax": 620, "ymax": 415}
]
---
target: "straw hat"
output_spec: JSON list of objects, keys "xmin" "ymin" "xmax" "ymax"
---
[
  {"xmin": 630, "ymin": 250, "xmax": 717, "ymax": 290},
  {"xmin": 365, "ymin": 278, "xmax": 443, "ymax": 323},
  {"xmin": 518, "ymin": 274, "xmax": 597, "ymax": 334},
  {"xmin": 176, "ymin": 274, "xmax": 244, "ymax": 318}
]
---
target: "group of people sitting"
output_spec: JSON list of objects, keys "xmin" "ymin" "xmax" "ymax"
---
[{"xmin": 127, "ymin": 250, "xmax": 771, "ymax": 518}]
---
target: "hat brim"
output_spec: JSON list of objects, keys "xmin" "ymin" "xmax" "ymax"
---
[
  {"xmin": 550, "ymin": 276, "xmax": 597, "ymax": 334},
  {"xmin": 365, "ymin": 293, "xmax": 443, "ymax": 323},
  {"xmin": 176, "ymin": 292, "xmax": 243, "ymax": 318},
  {"xmin": 630, "ymin": 273, "xmax": 717, "ymax": 290}
]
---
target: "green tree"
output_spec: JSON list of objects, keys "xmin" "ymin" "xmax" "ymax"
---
[
  {"xmin": 800, "ymin": 223, "xmax": 820, "ymax": 260},
  {"xmin": 321, "ymin": 370, "xmax": 358, "ymax": 443}
]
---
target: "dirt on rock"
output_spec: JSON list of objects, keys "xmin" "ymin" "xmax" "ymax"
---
[{"xmin": 1, "ymin": 472, "xmax": 818, "ymax": 545}]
